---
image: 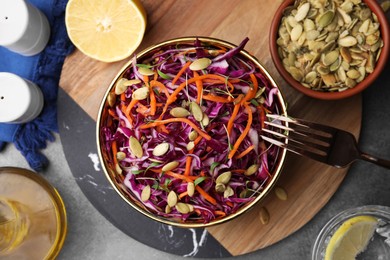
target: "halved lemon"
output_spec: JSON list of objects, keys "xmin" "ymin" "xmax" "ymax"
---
[
  {"xmin": 325, "ymin": 215, "xmax": 378, "ymax": 260},
  {"xmin": 65, "ymin": 0, "xmax": 147, "ymax": 62}
]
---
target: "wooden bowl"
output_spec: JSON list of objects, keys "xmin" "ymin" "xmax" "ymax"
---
[{"xmin": 269, "ymin": 0, "xmax": 390, "ymax": 100}]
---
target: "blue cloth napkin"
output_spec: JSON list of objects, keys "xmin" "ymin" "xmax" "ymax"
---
[{"xmin": 0, "ymin": 0, "xmax": 74, "ymax": 171}]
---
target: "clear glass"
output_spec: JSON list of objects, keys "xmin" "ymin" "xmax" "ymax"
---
[
  {"xmin": 0, "ymin": 198, "xmax": 29, "ymax": 253},
  {"xmin": 0, "ymin": 167, "xmax": 67, "ymax": 259},
  {"xmin": 312, "ymin": 205, "xmax": 390, "ymax": 260}
]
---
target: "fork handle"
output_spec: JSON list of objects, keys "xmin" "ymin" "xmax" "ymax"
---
[{"xmin": 360, "ymin": 153, "xmax": 390, "ymax": 169}]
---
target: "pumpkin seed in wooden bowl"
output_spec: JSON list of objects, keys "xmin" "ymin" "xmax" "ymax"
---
[{"xmin": 270, "ymin": 0, "xmax": 390, "ymax": 100}]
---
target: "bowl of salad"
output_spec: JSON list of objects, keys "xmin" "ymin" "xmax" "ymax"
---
[{"xmin": 97, "ymin": 37, "xmax": 288, "ymax": 227}]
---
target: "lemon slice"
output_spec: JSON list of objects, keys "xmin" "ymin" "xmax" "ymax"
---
[
  {"xmin": 65, "ymin": 0, "xmax": 147, "ymax": 62},
  {"xmin": 325, "ymin": 215, "xmax": 378, "ymax": 260}
]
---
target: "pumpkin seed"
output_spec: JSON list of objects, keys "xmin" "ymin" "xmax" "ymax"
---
[
  {"xmin": 186, "ymin": 141, "xmax": 195, "ymax": 151},
  {"xmin": 329, "ymin": 58, "xmax": 341, "ymax": 72},
  {"xmin": 132, "ymin": 87, "xmax": 149, "ymax": 100},
  {"xmin": 129, "ymin": 136, "xmax": 143, "ymax": 158},
  {"xmin": 167, "ymin": 190, "xmax": 178, "ymax": 207},
  {"xmin": 201, "ymin": 113, "xmax": 210, "ymax": 127},
  {"xmin": 306, "ymin": 30, "xmax": 320, "ymax": 41},
  {"xmin": 356, "ymin": 66, "xmax": 366, "ymax": 83},
  {"xmin": 114, "ymin": 78, "xmax": 129, "ymax": 95},
  {"xmin": 323, "ymin": 50, "xmax": 339, "ymax": 66},
  {"xmin": 381, "ymin": 1, "xmax": 390, "ymax": 12},
  {"xmin": 346, "ymin": 69, "xmax": 361, "ymax": 79},
  {"xmin": 175, "ymin": 202, "xmax": 190, "ymax": 214},
  {"xmin": 216, "ymin": 171, "xmax": 232, "ymax": 185},
  {"xmin": 259, "ymin": 206, "xmax": 270, "ymax": 225},
  {"xmin": 115, "ymin": 163, "xmax": 122, "ymax": 175},
  {"xmin": 190, "ymin": 101, "xmax": 203, "ymax": 122},
  {"xmin": 322, "ymin": 74, "xmax": 337, "ymax": 87},
  {"xmin": 305, "ymin": 71, "xmax": 317, "ymax": 83},
  {"xmin": 337, "ymin": 7, "xmax": 351, "ymax": 24},
  {"xmin": 338, "ymin": 36, "xmax": 358, "ymax": 47},
  {"xmin": 337, "ymin": 67, "xmax": 347, "ymax": 82},
  {"xmin": 366, "ymin": 52, "xmax": 375, "ymax": 73},
  {"xmin": 290, "ymin": 24, "xmax": 303, "ymax": 41},
  {"xmin": 116, "ymin": 151, "xmax": 126, "ymax": 161},
  {"xmin": 366, "ymin": 32, "xmax": 380, "ymax": 45},
  {"xmin": 215, "ymin": 183, "xmax": 226, "ymax": 193},
  {"xmin": 317, "ymin": 65, "xmax": 330, "ymax": 75},
  {"xmin": 141, "ymin": 185, "xmax": 151, "ymax": 202},
  {"xmin": 152, "ymin": 143, "xmax": 170, "ymax": 157},
  {"xmin": 188, "ymin": 130, "xmax": 198, "ymax": 141},
  {"xmin": 295, "ymin": 2, "xmax": 310, "ymax": 22},
  {"xmin": 187, "ymin": 182, "xmax": 195, "ymax": 197},
  {"xmin": 318, "ymin": 10, "xmax": 335, "ymax": 28},
  {"xmin": 303, "ymin": 18, "xmax": 316, "ymax": 31},
  {"xmin": 189, "ymin": 58, "xmax": 212, "ymax": 71},
  {"xmin": 340, "ymin": 47, "xmax": 352, "ymax": 63},
  {"xmin": 138, "ymin": 67, "xmax": 154, "ymax": 76},
  {"xmin": 345, "ymin": 77, "xmax": 357, "ymax": 88},
  {"xmin": 107, "ymin": 92, "xmax": 116, "ymax": 107},
  {"xmin": 274, "ymin": 186, "xmax": 288, "ymax": 201},
  {"xmin": 162, "ymin": 161, "xmax": 179, "ymax": 172},
  {"xmin": 224, "ymin": 185, "xmax": 234, "ymax": 198},
  {"xmin": 289, "ymin": 67, "xmax": 304, "ymax": 81},
  {"xmin": 245, "ymin": 164, "xmax": 259, "ymax": 176},
  {"xmin": 165, "ymin": 205, "xmax": 171, "ymax": 214},
  {"xmin": 170, "ymin": 107, "xmax": 190, "ymax": 118}
]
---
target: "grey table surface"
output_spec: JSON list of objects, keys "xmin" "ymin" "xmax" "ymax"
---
[{"xmin": 1, "ymin": 65, "xmax": 390, "ymax": 259}]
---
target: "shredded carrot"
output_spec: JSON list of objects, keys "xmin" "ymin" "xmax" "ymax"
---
[
  {"xmin": 179, "ymin": 191, "xmax": 189, "ymax": 199},
  {"xmin": 226, "ymin": 101, "xmax": 241, "ymax": 135},
  {"xmin": 165, "ymin": 171, "xmax": 197, "ymax": 182},
  {"xmin": 171, "ymin": 61, "xmax": 191, "ymax": 85},
  {"xmin": 139, "ymin": 118, "xmax": 211, "ymax": 140},
  {"xmin": 202, "ymin": 94, "xmax": 233, "ymax": 103},
  {"xmin": 215, "ymin": 210, "xmax": 226, "ymax": 217},
  {"xmin": 195, "ymin": 186, "xmax": 217, "ymax": 205},
  {"xmin": 135, "ymin": 103, "xmax": 150, "ymax": 115},
  {"xmin": 150, "ymin": 80, "xmax": 170, "ymax": 99},
  {"xmin": 167, "ymin": 74, "xmax": 234, "ymax": 106},
  {"xmin": 258, "ymin": 105, "xmax": 266, "ymax": 129},
  {"xmin": 108, "ymin": 109, "xmax": 119, "ymax": 119},
  {"xmin": 193, "ymin": 71, "xmax": 203, "ymax": 104},
  {"xmin": 235, "ymin": 144, "xmax": 255, "ymax": 159},
  {"xmin": 149, "ymin": 87, "xmax": 156, "ymax": 116},
  {"xmin": 124, "ymin": 99, "xmax": 138, "ymax": 125},
  {"xmin": 226, "ymin": 201, "xmax": 234, "ymax": 207},
  {"xmin": 241, "ymin": 73, "xmax": 258, "ymax": 104},
  {"xmin": 228, "ymin": 104, "xmax": 253, "ymax": 159},
  {"xmin": 112, "ymin": 140, "xmax": 118, "ymax": 165},
  {"xmin": 184, "ymin": 156, "xmax": 193, "ymax": 176},
  {"xmin": 156, "ymin": 124, "xmax": 169, "ymax": 134},
  {"xmin": 120, "ymin": 92, "xmax": 126, "ymax": 101},
  {"xmin": 231, "ymin": 169, "xmax": 246, "ymax": 174}
]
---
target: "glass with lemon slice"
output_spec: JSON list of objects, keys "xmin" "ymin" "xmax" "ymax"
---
[{"xmin": 312, "ymin": 205, "xmax": 390, "ymax": 260}]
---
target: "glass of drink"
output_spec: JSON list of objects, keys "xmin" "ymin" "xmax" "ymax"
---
[{"xmin": 0, "ymin": 167, "xmax": 67, "ymax": 259}]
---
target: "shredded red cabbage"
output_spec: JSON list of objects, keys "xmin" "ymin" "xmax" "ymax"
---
[{"xmin": 100, "ymin": 38, "xmax": 283, "ymax": 224}]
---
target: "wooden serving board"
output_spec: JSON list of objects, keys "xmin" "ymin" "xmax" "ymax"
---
[{"xmin": 59, "ymin": 0, "xmax": 361, "ymax": 256}]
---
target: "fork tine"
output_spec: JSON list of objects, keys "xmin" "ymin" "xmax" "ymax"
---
[
  {"xmin": 262, "ymin": 127, "xmax": 330, "ymax": 154},
  {"xmin": 266, "ymin": 114, "xmax": 337, "ymax": 135},
  {"xmin": 264, "ymin": 116, "xmax": 333, "ymax": 144},
  {"xmin": 260, "ymin": 135, "xmax": 328, "ymax": 163}
]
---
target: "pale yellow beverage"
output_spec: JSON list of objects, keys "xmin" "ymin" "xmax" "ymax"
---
[
  {"xmin": 0, "ymin": 167, "xmax": 67, "ymax": 260},
  {"xmin": 0, "ymin": 198, "xmax": 29, "ymax": 253}
]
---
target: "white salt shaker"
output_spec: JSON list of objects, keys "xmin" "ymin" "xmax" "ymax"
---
[
  {"xmin": 0, "ymin": 72, "xmax": 44, "ymax": 123},
  {"xmin": 0, "ymin": 0, "xmax": 51, "ymax": 56}
]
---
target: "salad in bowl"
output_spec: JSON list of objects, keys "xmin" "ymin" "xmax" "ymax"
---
[{"xmin": 97, "ymin": 37, "xmax": 287, "ymax": 227}]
